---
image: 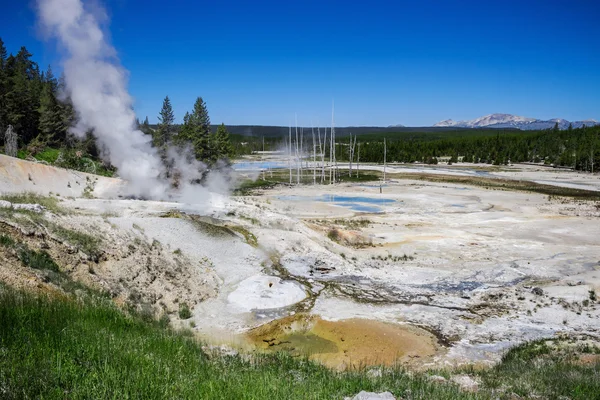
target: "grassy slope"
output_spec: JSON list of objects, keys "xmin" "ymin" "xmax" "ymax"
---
[
  {"xmin": 0, "ymin": 286, "xmax": 471, "ymax": 400},
  {"xmin": 0, "ymin": 284, "xmax": 598, "ymax": 399}
]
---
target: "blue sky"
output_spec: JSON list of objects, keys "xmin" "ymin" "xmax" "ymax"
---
[{"xmin": 2, "ymin": 0, "xmax": 600, "ymax": 126}]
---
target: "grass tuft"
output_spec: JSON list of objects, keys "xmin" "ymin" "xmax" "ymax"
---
[
  {"xmin": 178, "ymin": 302, "xmax": 192, "ymax": 320},
  {"xmin": 51, "ymin": 224, "xmax": 102, "ymax": 260},
  {"xmin": 18, "ymin": 247, "xmax": 59, "ymax": 272},
  {"xmin": 0, "ymin": 234, "xmax": 15, "ymax": 247},
  {"xmin": 0, "ymin": 192, "xmax": 64, "ymax": 214}
]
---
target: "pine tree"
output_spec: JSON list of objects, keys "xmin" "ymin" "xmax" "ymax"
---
[
  {"xmin": 139, "ymin": 116, "xmax": 151, "ymax": 135},
  {"xmin": 4, "ymin": 47, "xmax": 42, "ymax": 146},
  {"xmin": 57, "ymin": 72, "xmax": 75, "ymax": 146},
  {"xmin": 155, "ymin": 95, "xmax": 174, "ymax": 151},
  {"xmin": 175, "ymin": 97, "xmax": 212, "ymax": 163},
  {"xmin": 214, "ymin": 123, "xmax": 233, "ymax": 161},
  {"xmin": 0, "ymin": 38, "xmax": 7, "ymax": 136},
  {"xmin": 38, "ymin": 66, "xmax": 64, "ymax": 146}
]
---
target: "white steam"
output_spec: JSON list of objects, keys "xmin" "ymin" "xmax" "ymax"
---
[{"xmin": 36, "ymin": 0, "xmax": 176, "ymax": 199}]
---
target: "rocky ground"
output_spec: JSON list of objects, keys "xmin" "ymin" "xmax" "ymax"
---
[{"xmin": 1, "ymin": 154, "xmax": 599, "ymax": 370}]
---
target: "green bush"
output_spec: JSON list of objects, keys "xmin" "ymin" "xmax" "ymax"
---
[
  {"xmin": 34, "ymin": 147, "xmax": 61, "ymax": 164},
  {"xmin": 178, "ymin": 302, "xmax": 192, "ymax": 320},
  {"xmin": 18, "ymin": 248, "xmax": 59, "ymax": 272},
  {"xmin": 0, "ymin": 192, "xmax": 63, "ymax": 214},
  {"xmin": 0, "ymin": 234, "xmax": 15, "ymax": 247}
]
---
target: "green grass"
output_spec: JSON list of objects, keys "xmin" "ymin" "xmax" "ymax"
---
[
  {"xmin": 0, "ymin": 192, "xmax": 64, "ymax": 214},
  {"xmin": 233, "ymin": 178, "xmax": 280, "ymax": 195},
  {"xmin": 388, "ymin": 172, "xmax": 600, "ymax": 200},
  {"xmin": 0, "ymin": 234, "xmax": 15, "ymax": 247},
  {"xmin": 178, "ymin": 302, "xmax": 192, "ymax": 320},
  {"xmin": 233, "ymin": 171, "xmax": 381, "ymax": 196},
  {"xmin": 0, "ymin": 282, "xmax": 598, "ymax": 399},
  {"xmin": 477, "ymin": 339, "xmax": 600, "ymax": 399},
  {"xmin": 51, "ymin": 224, "xmax": 102, "ymax": 260},
  {"xmin": 0, "ymin": 285, "xmax": 471, "ymax": 400},
  {"xmin": 34, "ymin": 147, "xmax": 61, "ymax": 164},
  {"xmin": 18, "ymin": 247, "xmax": 59, "ymax": 272}
]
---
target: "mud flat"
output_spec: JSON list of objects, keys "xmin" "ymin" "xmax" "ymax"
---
[
  {"xmin": 248, "ymin": 315, "xmax": 439, "ymax": 370},
  {"xmin": 244, "ymin": 166, "xmax": 600, "ymax": 366}
]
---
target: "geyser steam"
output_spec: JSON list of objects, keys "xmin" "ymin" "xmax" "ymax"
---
[{"xmin": 37, "ymin": 0, "xmax": 168, "ymax": 198}]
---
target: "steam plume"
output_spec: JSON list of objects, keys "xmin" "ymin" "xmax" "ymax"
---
[{"xmin": 37, "ymin": 0, "xmax": 167, "ymax": 198}]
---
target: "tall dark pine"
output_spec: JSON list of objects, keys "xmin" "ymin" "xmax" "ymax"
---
[
  {"xmin": 155, "ymin": 96, "xmax": 174, "ymax": 151},
  {"xmin": 4, "ymin": 47, "xmax": 42, "ymax": 145},
  {"xmin": 214, "ymin": 123, "xmax": 233, "ymax": 161},
  {"xmin": 38, "ymin": 66, "xmax": 65, "ymax": 145},
  {"xmin": 57, "ymin": 72, "xmax": 75, "ymax": 146},
  {"xmin": 188, "ymin": 97, "xmax": 211, "ymax": 162},
  {"xmin": 0, "ymin": 38, "xmax": 7, "ymax": 136},
  {"xmin": 139, "ymin": 116, "xmax": 151, "ymax": 135}
]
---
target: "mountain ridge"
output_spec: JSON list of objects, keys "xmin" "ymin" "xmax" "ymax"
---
[{"xmin": 434, "ymin": 113, "xmax": 599, "ymax": 130}]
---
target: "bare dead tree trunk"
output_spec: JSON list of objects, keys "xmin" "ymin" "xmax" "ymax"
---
[
  {"xmin": 348, "ymin": 133, "xmax": 352, "ymax": 177},
  {"xmin": 331, "ymin": 102, "xmax": 336, "ymax": 183},
  {"xmin": 349, "ymin": 134, "xmax": 357, "ymax": 177},
  {"xmin": 4, "ymin": 125, "xmax": 18, "ymax": 158},
  {"xmin": 289, "ymin": 126, "xmax": 292, "ymax": 184},
  {"xmin": 295, "ymin": 117, "xmax": 300, "ymax": 185},
  {"xmin": 321, "ymin": 127, "xmax": 327, "ymax": 183},
  {"xmin": 312, "ymin": 127, "xmax": 316, "ymax": 184},
  {"xmin": 356, "ymin": 142, "xmax": 360, "ymax": 178},
  {"xmin": 384, "ymin": 137, "xmax": 387, "ymax": 182}
]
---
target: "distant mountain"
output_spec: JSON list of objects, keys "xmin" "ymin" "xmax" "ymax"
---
[
  {"xmin": 388, "ymin": 124, "xmax": 405, "ymax": 128},
  {"xmin": 433, "ymin": 113, "xmax": 599, "ymax": 130}
]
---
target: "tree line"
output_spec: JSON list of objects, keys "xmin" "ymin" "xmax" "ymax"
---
[
  {"xmin": 242, "ymin": 124, "xmax": 599, "ymax": 173},
  {"xmin": 137, "ymin": 96, "xmax": 233, "ymax": 167},
  {"xmin": 344, "ymin": 124, "xmax": 599, "ymax": 172},
  {"xmin": 0, "ymin": 38, "xmax": 233, "ymax": 176}
]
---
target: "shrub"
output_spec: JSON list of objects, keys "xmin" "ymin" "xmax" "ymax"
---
[
  {"xmin": 18, "ymin": 248, "xmax": 59, "ymax": 272},
  {"xmin": 0, "ymin": 234, "xmax": 15, "ymax": 247},
  {"xmin": 178, "ymin": 302, "xmax": 192, "ymax": 320},
  {"xmin": 327, "ymin": 228, "xmax": 340, "ymax": 242}
]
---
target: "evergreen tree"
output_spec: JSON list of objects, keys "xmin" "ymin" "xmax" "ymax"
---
[
  {"xmin": 56, "ymin": 73, "xmax": 75, "ymax": 146},
  {"xmin": 214, "ymin": 123, "xmax": 233, "ymax": 160},
  {"xmin": 38, "ymin": 66, "xmax": 65, "ymax": 146},
  {"xmin": 4, "ymin": 47, "xmax": 42, "ymax": 146},
  {"xmin": 0, "ymin": 38, "xmax": 7, "ymax": 136},
  {"xmin": 139, "ymin": 116, "xmax": 151, "ymax": 135},
  {"xmin": 175, "ymin": 97, "xmax": 212, "ymax": 163},
  {"xmin": 155, "ymin": 96, "xmax": 174, "ymax": 151},
  {"xmin": 174, "ymin": 112, "xmax": 192, "ymax": 145}
]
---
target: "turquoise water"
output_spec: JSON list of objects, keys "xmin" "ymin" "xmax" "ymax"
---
[
  {"xmin": 233, "ymin": 161, "xmax": 287, "ymax": 171},
  {"xmin": 278, "ymin": 195, "xmax": 396, "ymax": 213}
]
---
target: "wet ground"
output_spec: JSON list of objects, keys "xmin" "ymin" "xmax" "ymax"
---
[{"xmin": 247, "ymin": 315, "xmax": 439, "ymax": 370}]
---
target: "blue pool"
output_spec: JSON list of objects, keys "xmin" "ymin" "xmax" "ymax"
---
[
  {"xmin": 233, "ymin": 161, "xmax": 288, "ymax": 171},
  {"xmin": 278, "ymin": 195, "xmax": 396, "ymax": 213}
]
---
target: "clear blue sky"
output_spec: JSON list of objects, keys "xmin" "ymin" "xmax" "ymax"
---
[{"xmin": 2, "ymin": 0, "xmax": 599, "ymax": 126}]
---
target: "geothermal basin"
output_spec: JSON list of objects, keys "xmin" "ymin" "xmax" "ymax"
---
[{"xmin": 1, "ymin": 155, "xmax": 599, "ymax": 369}]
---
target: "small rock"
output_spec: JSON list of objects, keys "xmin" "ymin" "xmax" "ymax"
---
[
  {"xmin": 201, "ymin": 344, "xmax": 238, "ymax": 358},
  {"xmin": 0, "ymin": 200, "xmax": 12, "ymax": 209},
  {"xmin": 451, "ymin": 375, "xmax": 479, "ymax": 392},
  {"xmin": 428, "ymin": 375, "xmax": 447, "ymax": 383},
  {"xmin": 532, "ymin": 287, "xmax": 544, "ymax": 296},
  {"xmin": 347, "ymin": 391, "xmax": 396, "ymax": 400},
  {"xmin": 13, "ymin": 203, "xmax": 45, "ymax": 213},
  {"xmin": 366, "ymin": 368, "xmax": 383, "ymax": 378}
]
